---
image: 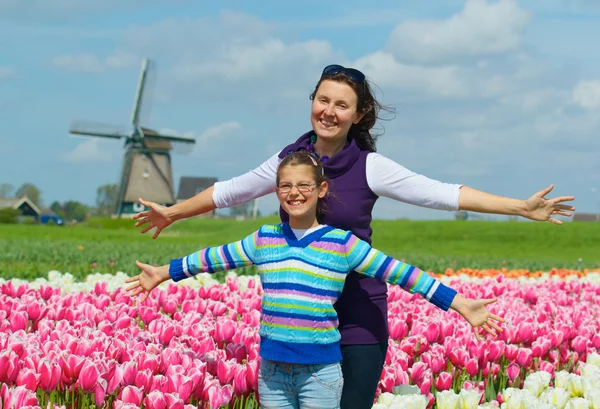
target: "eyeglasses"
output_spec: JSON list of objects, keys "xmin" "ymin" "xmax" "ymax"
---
[
  {"xmin": 322, "ymin": 64, "xmax": 366, "ymax": 84},
  {"xmin": 277, "ymin": 183, "xmax": 317, "ymax": 194}
]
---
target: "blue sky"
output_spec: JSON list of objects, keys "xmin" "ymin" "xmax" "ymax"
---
[{"xmin": 1, "ymin": 0, "xmax": 599, "ymax": 220}]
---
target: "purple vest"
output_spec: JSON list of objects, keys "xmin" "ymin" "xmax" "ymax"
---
[{"xmin": 279, "ymin": 131, "xmax": 388, "ymax": 345}]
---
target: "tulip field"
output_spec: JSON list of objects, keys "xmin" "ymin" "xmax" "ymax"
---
[{"xmin": 1, "ymin": 219, "xmax": 600, "ymax": 408}]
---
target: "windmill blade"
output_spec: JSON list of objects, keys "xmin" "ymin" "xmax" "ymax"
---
[
  {"xmin": 142, "ymin": 128, "xmax": 196, "ymax": 154},
  {"xmin": 141, "ymin": 128, "xmax": 196, "ymax": 144},
  {"xmin": 69, "ymin": 121, "xmax": 129, "ymax": 140},
  {"xmin": 131, "ymin": 58, "xmax": 157, "ymax": 128}
]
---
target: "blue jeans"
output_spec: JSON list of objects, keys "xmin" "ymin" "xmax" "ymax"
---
[{"xmin": 258, "ymin": 359, "xmax": 343, "ymax": 409}]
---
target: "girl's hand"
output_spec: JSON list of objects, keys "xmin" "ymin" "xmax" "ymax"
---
[
  {"xmin": 451, "ymin": 295, "xmax": 505, "ymax": 340},
  {"xmin": 132, "ymin": 198, "xmax": 174, "ymax": 239},
  {"xmin": 125, "ymin": 261, "xmax": 171, "ymax": 302},
  {"xmin": 523, "ymin": 184, "xmax": 575, "ymax": 225}
]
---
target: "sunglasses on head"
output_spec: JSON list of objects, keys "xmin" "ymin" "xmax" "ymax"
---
[{"xmin": 321, "ymin": 64, "xmax": 366, "ymax": 84}]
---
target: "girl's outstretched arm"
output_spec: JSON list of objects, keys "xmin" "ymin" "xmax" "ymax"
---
[{"xmin": 345, "ymin": 233, "xmax": 504, "ymax": 338}]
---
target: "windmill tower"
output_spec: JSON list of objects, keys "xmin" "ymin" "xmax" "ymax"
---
[{"xmin": 69, "ymin": 58, "xmax": 195, "ymax": 217}]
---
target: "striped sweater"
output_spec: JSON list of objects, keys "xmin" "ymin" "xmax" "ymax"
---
[{"xmin": 169, "ymin": 223, "xmax": 457, "ymax": 365}]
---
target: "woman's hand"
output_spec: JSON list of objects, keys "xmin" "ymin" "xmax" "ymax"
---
[
  {"xmin": 124, "ymin": 261, "xmax": 171, "ymax": 302},
  {"xmin": 132, "ymin": 198, "xmax": 174, "ymax": 239},
  {"xmin": 523, "ymin": 184, "xmax": 575, "ymax": 225},
  {"xmin": 451, "ymin": 295, "xmax": 504, "ymax": 340}
]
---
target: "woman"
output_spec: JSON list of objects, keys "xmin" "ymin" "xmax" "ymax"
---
[
  {"xmin": 133, "ymin": 64, "xmax": 575, "ymax": 409},
  {"xmin": 126, "ymin": 151, "xmax": 503, "ymax": 409}
]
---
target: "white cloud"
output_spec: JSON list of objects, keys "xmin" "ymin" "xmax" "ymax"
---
[
  {"xmin": 62, "ymin": 138, "xmax": 120, "ymax": 163},
  {"xmin": 51, "ymin": 52, "xmax": 138, "ymax": 73},
  {"xmin": 573, "ymin": 80, "xmax": 600, "ymax": 109},
  {"xmin": 386, "ymin": 0, "xmax": 530, "ymax": 63},
  {"xmin": 0, "ymin": 66, "xmax": 15, "ymax": 79}
]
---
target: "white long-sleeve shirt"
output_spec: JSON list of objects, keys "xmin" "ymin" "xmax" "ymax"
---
[{"xmin": 213, "ymin": 152, "xmax": 462, "ymax": 211}]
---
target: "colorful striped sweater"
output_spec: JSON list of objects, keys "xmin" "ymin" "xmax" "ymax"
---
[{"xmin": 169, "ymin": 223, "xmax": 457, "ymax": 365}]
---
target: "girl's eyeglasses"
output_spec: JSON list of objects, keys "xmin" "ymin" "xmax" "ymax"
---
[
  {"xmin": 322, "ymin": 64, "xmax": 366, "ymax": 84},
  {"xmin": 277, "ymin": 183, "xmax": 317, "ymax": 193}
]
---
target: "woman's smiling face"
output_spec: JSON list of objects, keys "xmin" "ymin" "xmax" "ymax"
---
[{"xmin": 311, "ymin": 79, "xmax": 364, "ymax": 143}]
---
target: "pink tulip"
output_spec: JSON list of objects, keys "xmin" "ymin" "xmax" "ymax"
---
[
  {"xmin": 217, "ymin": 359, "xmax": 235, "ymax": 385},
  {"xmin": 506, "ymin": 363, "xmax": 520, "ymax": 381},
  {"xmin": 504, "ymin": 344, "xmax": 518, "ymax": 361},
  {"xmin": 435, "ymin": 371, "xmax": 453, "ymax": 391},
  {"xmin": 246, "ymin": 360, "xmax": 259, "ymax": 390},
  {"xmin": 38, "ymin": 359, "xmax": 61, "ymax": 392},
  {"xmin": 215, "ymin": 319, "xmax": 237, "ymax": 346},
  {"xmin": 151, "ymin": 375, "xmax": 169, "ymax": 393},
  {"xmin": 10, "ymin": 310, "xmax": 28, "ymax": 332},
  {"xmin": 0, "ymin": 350, "xmax": 19, "ymax": 384},
  {"xmin": 425, "ymin": 322, "xmax": 440, "ymax": 345},
  {"xmin": 16, "ymin": 367, "xmax": 38, "ymax": 391},
  {"xmin": 3, "ymin": 385, "xmax": 39, "ymax": 408},
  {"xmin": 79, "ymin": 360, "xmax": 101, "ymax": 392},
  {"xmin": 120, "ymin": 385, "xmax": 144, "ymax": 406},
  {"xmin": 465, "ymin": 358, "xmax": 479, "ymax": 377},
  {"xmin": 167, "ymin": 373, "xmax": 193, "ymax": 402},
  {"xmin": 144, "ymin": 390, "xmax": 167, "ymax": 409},
  {"xmin": 122, "ymin": 361, "xmax": 138, "ymax": 386},
  {"xmin": 165, "ymin": 392, "xmax": 185, "ymax": 409}
]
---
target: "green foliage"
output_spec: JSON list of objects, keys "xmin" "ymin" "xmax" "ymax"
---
[
  {"xmin": 0, "ymin": 208, "xmax": 20, "ymax": 224},
  {"xmin": 49, "ymin": 200, "xmax": 90, "ymax": 223},
  {"xmin": 15, "ymin": 183, "xmax": 42, "ymax": 207},
  {"xmin": 0, "ymin": 218, "xmax": 599, "ymax": 281}
]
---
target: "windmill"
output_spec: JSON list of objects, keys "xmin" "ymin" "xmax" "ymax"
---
[{"xmin": 69, "ymin": 58, "xmax": 195, "ymax": 217}]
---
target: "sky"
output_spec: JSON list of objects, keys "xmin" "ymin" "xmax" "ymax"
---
[{"xmin": 1, "ymin": 0, "xmax": 599, "ymax": 220}]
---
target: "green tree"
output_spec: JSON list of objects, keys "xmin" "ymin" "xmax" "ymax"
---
[
  {"xmin": 0, "ymin": 183, "xmax": 14, "ymax": 197},
  {"xmin": 15, "ymin": 183, "xmax": 42, "ymax": 207},
  {"xmin": 63, "ymin": 200, "xmax": 89, "ymax": 222},
  {"xmin": 0, "ymin": 208, "xmax": 20, "ymax": 224},
  {"xmin": 49, "ymin": 201, "xmax": 66, "ymax": 220},
  {"xmin": 96, "ymin": 184, "xmax": 119, "ymax": 216}
]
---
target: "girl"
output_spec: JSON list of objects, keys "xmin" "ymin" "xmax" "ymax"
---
[{"xmin": 125, "ymin": 151, "xmax": 504, "ymax": 409}]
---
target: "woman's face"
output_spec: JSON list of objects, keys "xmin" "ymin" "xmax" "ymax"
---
[{"xmin": 311, "ymin": 80, "xmax": 364, "ymax": 143}]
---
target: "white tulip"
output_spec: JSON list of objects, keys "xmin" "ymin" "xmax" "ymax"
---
[
  {"xmin": 436, "ymin": 390, "xmax": 460, "ymax": 409},
  {"xmin": 540, "ymin": 387, "xmax": 572, "ymax": 409},
  {"xmin": 556, "ymin": 372, "xmax": 572, "ymax": 389},
  {"xmin": 565, "ymin": 397, "xmax": 590, "ymax": 409},
  {"xmin": 582, "ymin": 374, "xmax": 600, "ymax": 398},
  {"xmin": 524, "ymin": 371, "xmax": 552, "ymax": 397},
  {"xmin": 582, "ymin": 364, "xmax": 600, "ymax": 379},
  {"xmin": 377, "ymin": 392, "xmax": 395, "ymax": 406},
  {"xmin": 458, "ymin": 389, "xmax": 482, "ymax": 409},
  {"xmin": 586, "ymin": 389, "xmax": 600, "ymax": 409},
  {"xmin": 371, "ymin": 404, "xmax": 388, "ymax": 409},
  {"xmin": 391, "ymin": 394, "xmax": 427, "ymax": 409},
  {"xmin": 568, "ymin": 375, "xmax": 585, "ymax": 398},
  {"xmin": 587, "ymin": 353, "xmax": 600, "ymax": 367}
]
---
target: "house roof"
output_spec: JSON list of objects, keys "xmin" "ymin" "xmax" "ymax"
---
[
  {"xmin": 0, "ymin": 196, "xmax": 42, "ymax": 215},
  {"xmin": 177, "ymin": 176, "xmax": 218, "ymax": 200}
]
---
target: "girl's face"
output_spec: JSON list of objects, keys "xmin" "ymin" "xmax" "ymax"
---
[
  {"xmin": 277, "ymin": 165, "xmax": 327, "ymax": 225},
  {"xmin": 311, "ymin": 80, "xmax": 365, "ymax": 143}
]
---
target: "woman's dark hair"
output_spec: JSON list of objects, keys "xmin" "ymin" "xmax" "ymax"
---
[
  {"xmin": 277, "ymin": 151, "xmax": 330, "ymax": 222},
  {"xmin": 310, "ymin": 71, "xmax": 395, "ymax": 152}
]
